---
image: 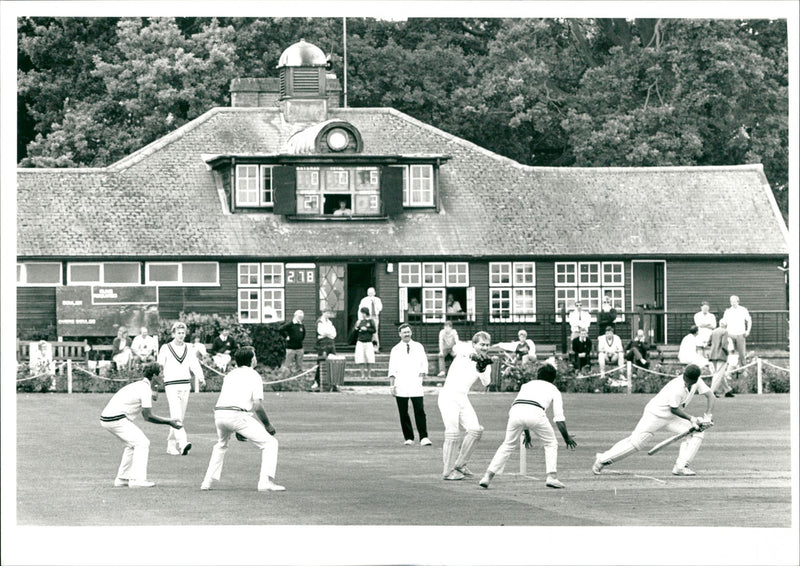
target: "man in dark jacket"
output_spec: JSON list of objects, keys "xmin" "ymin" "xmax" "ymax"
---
[
  {"xmin": 279, "ymin": 310, "xmax": 306, "ymax": 377},
  {"xmin": 571, "ymin": 328, "xmax": 592, "ymax": 372},
  {"xmin": 625, "ymin": 329, "xmax": 650, "ymax": 368}
]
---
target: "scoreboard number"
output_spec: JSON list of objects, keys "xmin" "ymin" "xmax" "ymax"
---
[{"xmin": 287, "ymin": 269, "xmax": 315, "ymax": 284}]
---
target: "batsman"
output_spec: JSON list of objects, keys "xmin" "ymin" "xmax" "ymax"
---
[{"xmin": 593, "ymin": 364, "xmax": 715, "ymax": 477}]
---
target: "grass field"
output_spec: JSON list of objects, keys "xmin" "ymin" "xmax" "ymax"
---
[{"xmin": 14, "ymin": 390, "xmax": 793, "ymax": 528}]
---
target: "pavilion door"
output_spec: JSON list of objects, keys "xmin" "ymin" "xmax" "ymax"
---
[
  {"xmin": 632, "ymin": 260, "xmax": 667, "ymax": 344},
  {"xmin": 318, "ymin": 264, "xmax": 348, "ymax": 344}
]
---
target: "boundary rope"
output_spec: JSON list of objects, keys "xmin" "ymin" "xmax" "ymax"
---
[{"xmin": 761, "ymin": 360, "xmax": 790, "ymax": 373}]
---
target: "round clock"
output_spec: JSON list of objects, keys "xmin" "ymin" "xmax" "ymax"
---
[{"xmin": 327, "ymin": 129, "xmax": 348, "ymax": 151}]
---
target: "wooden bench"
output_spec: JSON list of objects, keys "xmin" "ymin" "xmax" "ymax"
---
[{"xmin": 17, "ymin": 339, "xmax": 89, "ymax": 363}]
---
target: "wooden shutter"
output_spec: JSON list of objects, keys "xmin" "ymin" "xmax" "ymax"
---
[
  {"xmin": 398, "ymin": 287, "xmax": 408, "ymax": 323},
  {"xmin": 272, "ymin": 166, "xmax": 297, "ymax": 215},
  {"xmin": 380, "ymin": 166, "xmax": 404, "ymax": 217}
]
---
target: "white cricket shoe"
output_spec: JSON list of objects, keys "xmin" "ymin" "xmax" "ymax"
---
[
  {"xmin": 404, "ymin": 439, "xmax": 414, "ymax": 446},
  {"xmin": 672, "ymin": 465, "xmax": 697, "ymax": 476},
  {"xmin": 478, "ymin": 474, "xmax": 491, "ymax": 489},
  {"xmin": 592, "ymin": 453, "xmax": 605, "ymax": 475},
  {"xmin": 455, "ymin": 465, "xmax": 474, "ymax": 477},
  {"xmin": 420, "ymin": 437, "xmax": 432, "ymax": 446},
  {"xmin": 113, "ymin": 478, "xmax": 129, "ymax": 487},
  {"xmin": 128, "ymin": 480, "xmax": 155, "ymax": 488},
  {"xmin": 443, "ymin": 470, "xmax": 465, "ymax": 481},
  {"xmin": 546, "ymin": 476, "xmax": 566, "ymax": 489},
  {"xmin": 258, "ymin": 481, "xmax": 286, "ymax": 492}
]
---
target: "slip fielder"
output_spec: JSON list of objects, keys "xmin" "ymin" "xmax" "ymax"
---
[{"xmin": 593, "ymin": 364, "xmax": 715, "ymax": 476}]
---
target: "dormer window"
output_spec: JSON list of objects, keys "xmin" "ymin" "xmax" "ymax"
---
[
  {"xmin": 402, "ymin": 164, "xmax": 434, "ymax": 207},
  {"xmin": 236, "ymin": 164, "xmax": 273, "ymax": 207}
]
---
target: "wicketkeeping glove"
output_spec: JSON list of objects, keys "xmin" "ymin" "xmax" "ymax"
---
[{"xmin": 470, "ymin": 354, "xmax": 493, "ymax": 373}]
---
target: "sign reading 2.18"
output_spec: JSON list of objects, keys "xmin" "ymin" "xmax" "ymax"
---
[{"xmin": 287, "ymin": 269, "xmax": 315, "ymax": 284}]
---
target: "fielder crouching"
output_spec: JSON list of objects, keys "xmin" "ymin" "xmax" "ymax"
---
[
  {"xmin": 593, "ymin": 364, "xmax": 715, "ymax": 477},
  {"xmin": 201, "ymin": 346, "xmax": 284, "ymax": 492},
  {"xmin": 100, "ymin": 363, "xmax": 183, "ymax": 488},
  {"xmin": 480, "ymin": 362, "xmax": 577, "ymax": 490}
]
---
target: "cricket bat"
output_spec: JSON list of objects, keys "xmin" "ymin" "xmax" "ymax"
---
[{"xmin": 648, "ymin": 422, "xmax": 713, "ymax": 455}]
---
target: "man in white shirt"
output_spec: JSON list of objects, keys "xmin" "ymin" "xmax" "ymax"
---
[
  {"xmin": 358, "ymin": 287, "xmax": 383, "ymax": 350},
  {"xmin": 201, "ymin": 347, "xmax": 284, "ymax": 492},
  {"xmin": 131, "ymin": 326, "xmax": 158, "ymax": 363},
  {"xmin": 100, "ymin": 363, "xmax": 183, "ymax": 488},
  {"xmin": 722, "ymin": 295, "xmax": 752, "ymax": 361},
  {"xmin": 437, "ymin": 331, "xmax": 493, "ymax": 480},
  {"xmin": 693, "ymin": 302, "xmax": 717, "ymax": 351},
  {"xmin": 597, "ymin": 326, "xmax": 624, "ymax": 377},
  {"xmin": 678, "ymin": 326, "xmax": 710, "ymax": 368},
  {"xmin": 388, "ymin": 324, "xmax": 431, "ymax": 446},
  {"xmin": 479, "ymin": 363, "xmax": 577, "ymax": 490},
  {"xmin": 567, "ymin": 301, "xmax": 592, "ymax": 352},
  {"xmin": 593, "ymin": 364, "xmax": 715, "ymax": 476},
  {"xmin": 437, "ymin": 321, "xmax": 459, "ymax": 377},
  {"xmin": 157, "ymin": 321, "xmax": 205, "ymax": 456}
]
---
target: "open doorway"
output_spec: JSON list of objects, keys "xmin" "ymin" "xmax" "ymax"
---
[
  {"xmin": 631, "ymin": 260, "xmax": 666, "ymax": 344},
  {"xmin": 346, "ymin": 264, "xmax": 376, "ymax": 345}
]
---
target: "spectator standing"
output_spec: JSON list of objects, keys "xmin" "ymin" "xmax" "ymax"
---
[
  {"xmin": 571, "ymin": 328, "xmax": 592, "ymax": 372},
  {"xmin": 112, "ymin": 326, "xmax": 133, "ymax": 370},
  {"xmin": 708, "ymin": 321, "xmax": 734, "ymax": 398},
  {"xmin": 437, "ymin": 320, "xmax": 459, "ymax": 377},
  {"xmin": 157, "ymin": 321, "xmax": 205, "ymax": 456},
  {"xmin": 598, "ymin": 326, "xmax": 624, "ymax": 377},
  {"xmin": 388, "ymin": 324, "xmax": 431, "ymax": 446},
  {"xmin": 437, "ymin": 332, "xmax": 493, "ymax": 480},
  {"xmin": 353, "ymin": 307, "xmax": 377, "ymax": 379},
  {"xmin": 567, "ymin": 301, "xmax": 592, "ymax": 352},
  {"xmin": 358, "ymin": 287, "xmax": 383, "ymax": 351},
  {"xmin": 201, "ymin": 347, "xmax": 285, "ymax": 492},
  {"xmin": 131, "ymin": 327, "xmax": 158, "ymax": 363},
  {"xmin": 100, "ymin": 363, "xmax": 183, "ymax": 488},
  {"xmin": 211, "ymin": 328, "xmax": 237, "ymax": 372},
  {"xmin": 313, "ymin": 311, "xmax": 337, "ymax": 391},
  {"xmin": 722, "ymin": 295, "xmax": 752, "ymax": 362},
  {"xmin": 624, "ymin": 329, "xmax": 650, "ymax": 368},
  {"xmin": 279, "ymin": 310, "xmax": 306, "ymax": 377},
  {"xmin": 597, "ymin": 293, "xmax": 618, "ymax": 333},
  {"xmin": 693, "ymin": 302, "xmax": 717, "ymax": 352}
]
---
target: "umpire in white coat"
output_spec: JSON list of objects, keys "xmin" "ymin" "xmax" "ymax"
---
[{"xmin": 388, "ymin": 324, "xmax": 431, "ymax": 446}]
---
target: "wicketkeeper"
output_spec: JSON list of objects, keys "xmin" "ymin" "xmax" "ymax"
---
[{"xmin": 593, "ymin": 364, "xmax": 715, "ymax": 476}]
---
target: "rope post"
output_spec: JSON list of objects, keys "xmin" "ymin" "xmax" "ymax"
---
[
  {"xmin": 519, "ymin": 435, "xmax": 527, "ymax": 476},
  {"xmin": 757, "ymin": 357, "xmax": 763, "ymax": 395},
  {"xmin": 67, "ymin": 359, "xmax": 73, "ymax": 394},
  {"xmin": 626, "ymin": 361, "xmax": 632, "ymax": 394}
]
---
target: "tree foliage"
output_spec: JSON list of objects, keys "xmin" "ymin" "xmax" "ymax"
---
[{"xmin": 17, "ymin": 17, "xmax": 788, "ymax": 221}]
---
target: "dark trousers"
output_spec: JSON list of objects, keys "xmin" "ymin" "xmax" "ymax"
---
[{"xmin": 395, "ymin": 396, "xmax": 428, "ymax": 441}]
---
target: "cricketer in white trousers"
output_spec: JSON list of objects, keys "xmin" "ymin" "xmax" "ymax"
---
[
  {"xmin": 100, "ymin": 379, "xmax": 154, "ymax": 483},
  {"xmin": 158, "ymin": 340, "xmax": 204, "ymax": 455},
  {"xmin": 202, "ymin": 365, "xmax": 279, "ymax": 490},
  {"xmin": 486, "ymin": 380, "xmax": 566, "ymax": 477},
  {"xmin": 437, "ymin": 340, "xmax": 492, "ymax": 478},
  {"xmin": 595, "ymin": 370, "xmax": 714, "ymax": 473}
]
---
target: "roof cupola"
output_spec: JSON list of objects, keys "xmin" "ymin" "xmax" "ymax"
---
[{"xmin": 277, "ymin": 39, "xmax": 331, "ymax": 122}]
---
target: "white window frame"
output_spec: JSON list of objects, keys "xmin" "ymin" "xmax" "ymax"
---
[
  {"xmin": 513, "ymin": 262, "xmax": 536, "ymax": 286},
  {"xmin": 260, "ymin": 165, "xmax": 274, "ymax": 206},
  {"xmin": 235, "ymin": 164, "xmax": 260, "ymax": 206},
  {"xmin": 446, "ymin": 262, "xmax": 469, "ymax": 287},
  {"xmin": 67, "ymin": 262, "xmax": 141, "ymax": 286},
  {"xmin": 398, "ymin": 263, "xmax": 422, "ymax": 287},
  {"xmin": 490, "ymin": 262, "xmax": 512, "ymax": 286},
  {"xmin": 490, "ymin": 288, "xmax": 512, "ymax": 322},
  {"xmin": 422, "ymin": 262, "xmax": 445, "ymax": 286},
  {"xmin": 513, "ymin": 288, "xmax": 537, "ymax": 323},
  {"xmin": 261, "ymin": 263, "xmax": 285, "ymax": 287},
  {"xmin": 17, "ymin": 262, "xmax": 63, "ymax": 286},
  {"xmin": 145, "ymin": 262, "xmax": 219, "ymax": 286},
  {"xmin": 555, "ymin": 262, "xmax": 624, "ymax": 321},
  {"xmin": 422, "ymin": 287, "xmax": 445, "ymax": 322},
  {"xmin": 238, "ymin": 263, "xmax": 261, "ymax": 287},
  {"xmin": 405, "ymin": 164, "xmax": 434, "ymax": 207},
  {"xmin": 261, "ymin": 288, "xmax": 284, "ymax": 322},
  {"xmin": 238, "ymin": 289, "xmax": 261, "ymax": 322}
]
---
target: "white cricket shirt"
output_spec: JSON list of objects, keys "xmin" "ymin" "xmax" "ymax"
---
[
  {"xmin": 645, "ymin": 376, "xmax": 710, "ymax": 419},
  {"xmin": 157, "ymin": 341, "xmax": 204, "ymax": 385},
  {"xmin": 215, "ymin": 366, "xmax": 264, "ymax": 411},
  {"xmin": 514, "ymin": 380, "xmax": 566, "ymax": 422},
  {"xmin": 101, "ymin": 379, "xmax": 152, "ymax": 420},
  {"xmin": 442, "ymin": 342, "xmax": 492, "ymax": 394}
]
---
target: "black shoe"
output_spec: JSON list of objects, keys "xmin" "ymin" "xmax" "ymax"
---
[
  {"xmin": 182, "ymin": 442, "xmax": 192, "ymax": 455},
  {"xmin": 724, "ymin": 392, "xmax": 735, "ymax": 398}
]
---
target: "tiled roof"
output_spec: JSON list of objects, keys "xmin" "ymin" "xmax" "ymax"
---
[{"xmin": 17, "ymin": 106, "xmax": 789, "ymax": 259}]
